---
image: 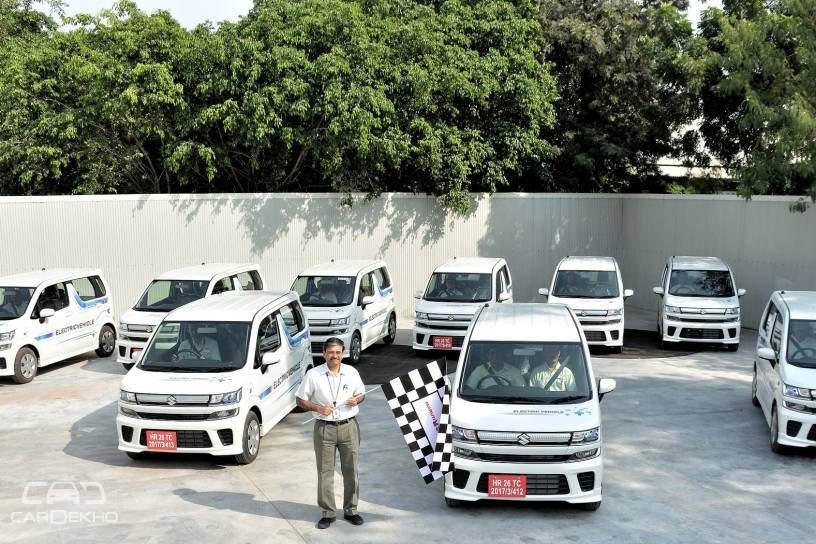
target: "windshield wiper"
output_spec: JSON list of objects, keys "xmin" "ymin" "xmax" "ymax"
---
[
  {"xmin": 547, "ymin": 395, "xmax": 588, "ymax": 404},
  {"xmin": 202, "ymin": 366, "xmax": 241, "ymax": 373},
  {"xmin": 460, "ymin": 394, "xmax": 503, "ymax": 402},
  {"xmin": 141, "ymin": 365, "xmax": 199, "ymax": 372},
  {"xmin": 490, "ymin": 396, "xmax": 545, "ymax": 404}
]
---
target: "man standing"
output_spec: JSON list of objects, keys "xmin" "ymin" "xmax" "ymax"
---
[{"xmin": 296, "ymin": 337, "xmax": 365, "ymax": 529}]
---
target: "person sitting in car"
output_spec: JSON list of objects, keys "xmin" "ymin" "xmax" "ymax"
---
[
  {"xmin": 529, "ymin": 350, "xmax": 576, "ymax": 392},
  {"xmin": 465, "ymin": 347, "xmax": 524, "ymax": 389},
  {"xmin": 176, "ymin": 324, "xmax": 221, "ymax": 361},
  {"xmin": 435, "ymin": 276, "xmax": 464, "ymax": 298}
]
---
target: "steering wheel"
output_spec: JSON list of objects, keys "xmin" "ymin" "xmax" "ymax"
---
[
  {"xmin": 175, "ymin": 349, "xmax": 202, "ymax": 359},
  {"xmin": 790, "ymin": 347, "xmax": 816, "ymax": 360},
  {"xmin": 672, "ymin": 285, "xmax": 693, "ymax": 295},
  {"xmin": 477, "ymin": 374, "xmax": 512, "ymax": 388}
]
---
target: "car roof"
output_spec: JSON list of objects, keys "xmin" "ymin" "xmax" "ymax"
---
[
  {"xmin": 777, "ymin": 291, "xmax": 816, "ymax": 320},
  {"xmin": 165, "ymin": 291, "xmax": 295, "ymax": 322},
  {"xmin": 470, "ymin": 303, "xmax": 582, "ymax": 343},
  {"xmin": 298, "ymin": 260, "xmax": 385, "ymax": 277},
  {"xmin": 0, "ymin": 268, "xmax": 104, "ymax": 288},
  {"xmin": 153, "ymin": 263, "xmax": 259, "ymax": 282},
  {"xmin": 435, "ymin": 257, "xmax": 504, "ymax": 274},
  {"xmin": 671, "ymin": 256, "xmax": 729, "ymax": 271},
  {"xmin": 558, "ymin": 256, "xmax": 617, "ymax": 272}
]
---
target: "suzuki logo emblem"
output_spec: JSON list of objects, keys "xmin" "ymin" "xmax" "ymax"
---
[
  {"xmin": 166, "ymin": 395, "xmax": 177, "ymax": 406},
  {"xmin": 517, "ymin": 433, "xmax": 531, "ymax": 445},
  {"xmin": 580, "ymin": 311, "xmax": 586, "ymax": 317},
  {"xmin": 448, "ymin": 315, "xmax": 455, "ymax": 321},
  {"xmin": 700, "ymin": 309, "xmax": 706, "ymax": 314}
]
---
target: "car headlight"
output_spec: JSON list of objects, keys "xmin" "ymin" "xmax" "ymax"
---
[
  {"xmin": 571, "ymin": 427, "xmax": 600, "ymax": 443},
  {"xmin": 665, "ymin": 306, "xmax": 680, "ymax": 314},
  {"xmin": 783, "ymin": 384, "xmax": 812, "ymax": 400},
  {"xmin": 607, "ymin": 308, "xmax": 622, "ymax": 316},
  {"xmin": 208, "ymin": 408, "xmax": 240, "ymax": 420},
  {"xmin": 452, "ymin": 425, "xmax": 478, "ymax": 442},
  {"xmin": 783, "ymin": 400, "xmax": 812, "ymax": 413},
  {"xmin": 119, "ymin": 406, "xmax": 139, "ymax": 417},
  {"xmin": 567, "ymin": 448, "xmax": 600, "ymax": 461},
  {"xmin": 329, "ymin": 317, "xmax": 350, "ymax": 326},
  {"xmin": 724, "ymin": 307, "xmax": 740, "ymax": 315},
  {"xmin": 416, "ymin": 312, "xmax": 429, "ymax": 321},
  {"xmin": 0, "ymin": 330, "xmax": 15, "ymax": 341},
  {"xmin": 120, "ymin": 390, "xmax": 137, "ymax": 403},
  {"xmin": 120, "ymin": 323, "xmax": 130, "ymax": 332},
  {"xmin": 210, "ymin": 388, "xmax": 242, "ymax": 405}
]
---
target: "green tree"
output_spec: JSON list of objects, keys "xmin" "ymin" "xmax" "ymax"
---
[{"xmin": 697, "ymin": 0, "xmax": 816, "ymax": 205}]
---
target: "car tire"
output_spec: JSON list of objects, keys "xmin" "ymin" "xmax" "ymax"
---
[
  {"xmin": 235, "ymin": 411, "xmax": 261, "ymax": 464},
  {"xmin": 348, "ymin": 332, "xmax": 362, "ymax": 365},
  {"xmin": 444, "ymin": 497, "xmax": 461, "ymax": 508},
  {"xmin": 383, "ymin": 313, "xmax": 397, "ymax": 345},
  {"xmin": 751, "ymin": 364, "xmax": 760, "ymax": 407},
  {"xmin": 770, "ymin": 404, "xmax": 787, "ymax": 455},
  {"xmin": 122, "ymin": 363, "xmax": 134, "ymax": 372},
  {"xmin": 580, "ymin": 501, "xmax": 602, "ymax": 511},
  {"xmin": 12, "ymin": 347, "xmax": 38, "ymax": 384},
  {"xmin": 95, "ymin": 325, "xmax": 116, "ymax": 358}
]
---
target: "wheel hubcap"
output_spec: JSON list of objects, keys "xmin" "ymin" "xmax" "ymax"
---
[
  {"xmin": 102, "ymin": 330, "xmax": 115, "ymax": 353},
  {"xmin": 389, "ymin": 316, "xmax": 396, "ymax": 338},
  {"xmin": 247, "ymin": 419, "xmax": 260, "ymax": 456},
  {"xmin": 771, "ymin": 409, "xmax": 778, "ymax": 443},
  {"xmin": 21, "ymin": 354, "xmax": 35, "ymax": 378},
  {"xmin": 352, "ymin": 337, "xmax": 361, "ymax": 360}
]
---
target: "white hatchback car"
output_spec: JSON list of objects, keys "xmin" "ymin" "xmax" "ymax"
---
[
  {"xmin": 753, "ymin": 291, "xmax": 816, "ymax": 453},
  {"xmin": 538, "ymin": 256, "xmax": 632, "ymax": 352},
  {"xmin": 291, "ymin": 260, "xmax": 396, "ymax": 365},
  {"xmin": 653, "ymin": 256, "xmax": 745, "ymax": 350},
  {"xmin": 117, "ymin": 291, "xmax": 312, "ymax": 464},
  {"xmin": 117, "ymin": 263, "xmax": 266, "ymax": 370},
  {"xmin": 0, "ymin": 269, "xmax": 116, "ymax": 384},
  {"xmin": 445, "ymin": 303, "xmax": 616, "ymax": 511},
  {"xmin": 413, "ymin": 257, "xmax": 513, "ymax": 354}
]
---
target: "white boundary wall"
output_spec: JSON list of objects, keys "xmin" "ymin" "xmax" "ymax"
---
[{"xmin": 0, "ymin": 193, "xmax": 813, "ymax": 327}]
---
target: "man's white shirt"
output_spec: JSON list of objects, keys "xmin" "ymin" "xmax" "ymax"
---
[{"xmin": 296, "ymin": 363, "xmax": 365, "ymax": 421}]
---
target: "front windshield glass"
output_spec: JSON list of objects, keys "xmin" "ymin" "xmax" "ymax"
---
[
  {"xmin": 787, "ymin": 320, "xmax": 816, "ymax": 368},
  {"xmin": 292, "ymin": 276, "xmax": 355, "ymax": 307},
  {"xmin": 668, "ymin": 270, "xmax": 734, "ymax": 297},
  {"xmin": 552, "ymin": 270, "xmax": 620, "ymax": 298},
  {"xmin": 139, "ymin": 321, "xmax": 251, "ymax": 372},
  {"xmin": 423, "ymin": 273, "xmax": 492, "ymax": 302},
  {"xmin": 459, "ymin": 341, "xmax": 591, "ymax": 404},
  {"xmin": 135, "ymin": 280, "xmax": 209, "ymax": 312},
  {"xmin": 0, "ymin": 287, "xmax": 35, "ymax": 320}
]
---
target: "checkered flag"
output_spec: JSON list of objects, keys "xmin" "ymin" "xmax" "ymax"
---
[
  {"xmin": 382, "ymin": 359, "xmax": 452, "ymax": 484},
  {"xmin": 431, "ymin": 378, "xmax": 453, "ymax": 474}
]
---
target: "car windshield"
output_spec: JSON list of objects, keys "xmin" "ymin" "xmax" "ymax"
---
[
  {"xmin": 134, "ymin": 280, "xmax": 209, "ymax": 312},
  {"xmin": 0, "ymin": 287, "xmax": 35, "ymax": 320},
  {"xmin": 787, "ymin": 320, "xmax": 816, "ymax": 368},
  {"xmin": 552, "ymin": 270, "xmax": 620, "ymax": 298},
  {"xmin": 139, "ymin": 321, "xmax": 251, "ymax": 372},
  {"xmin": 292, "ymin": 276, "xmax": 355, "ymax": 307},
  {"xmin": 424, "ymin": 273, "xmax": 492, "ymax": 302},
  {"xmin": 668, "ymin": 270, "xmax": 734, "ymax": 297},
  {"xmin": 459, "ymin": 341, "xmax": 591, "ymax": 404}
]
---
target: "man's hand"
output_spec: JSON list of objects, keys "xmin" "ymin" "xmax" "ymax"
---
[
  {"xmin": 345, "ymin": 394, "xmax": 365, "ymax": 407},
  {"xmin": 317, "ymin": 404, "xmax": 333, "ymax": 416}
]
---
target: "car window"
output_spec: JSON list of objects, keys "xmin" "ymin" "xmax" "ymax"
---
[
  {"xmin": 373, "ymin": 267, "xmax": 391, "ymax": 289},
  {"xmin": 71, "ymin": 276, "xmax": 100, "ymax": 301},
  {"xmin": 771, "ymin": 313, "xmax": 784, "ymax": 352},
  {"xmin": 359, "ymin": 273, "xmax": 374, "ymax": 302},
  {"xmin": 762, "ymin": 303, "xmax": 778, "ymax": 334},
  {"xmin": 0, "ymin": 287, "xmax": 35, "ymax": 320},
  {"xmin": 501, "ymin": 266, "xmax": 511, "ymax": 289},
  {"xmin": 495, "ymin": 272, "xmax": 502, "ymax": 300},
  {"xmin": 211, "ymin": 277, "xmax": 235, "ymax": 295},
  {"xmin": 33, "ymin": 282, "xmax": 70, "ymax": 317},
  {"xmin": 256, "ymin": 314, "xmax": 281, "ymax": 365},
  {"xmin": 237, "ymin": 270, "xmax": 262, "ymax": 291},
  {"xmin": 280, "ymin": 302, "xmax": 306, "ymax": 336}
]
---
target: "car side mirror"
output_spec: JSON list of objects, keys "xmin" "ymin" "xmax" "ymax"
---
[
  {"xmin": 598, "ymin": 378, "xmax": 616, "ymax": 401},
  {"xmin": 261, "ymin": 351, "xmax": 280, "ymax": 372},
  {"xmin": 624, "ymin": 289, "xmax": 634, "ymax": 299},
  {"xmin": 652, "ymin": 287, "xmax": 664, "ymax": 296},
  {"xmin": 538, "ymin": 288, "xmax": 549, "ymax": 297},
  {"xmin": 737, "ymin": 288, "xmax": 746, "ymax": 297},
  {"xmin": 498, "ymin": 292, "xmax": 511, "ymax": 302},
  {"xmin": 39, "ymin": 308, "xmax": 55, "ymax": 321},
  {"xmin": 414, "ymin": 290, "xmax": 423, "ymax": 300},
  {"xmin": 757, "ymin": 347, "xmax": 776, "ymax": 362},
  {"xmin": 361, "ymin": 295, "xmax": 376, "ymax": 307}
]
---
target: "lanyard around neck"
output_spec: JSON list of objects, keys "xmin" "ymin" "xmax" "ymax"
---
[{"xmin": 326, "ymin": 368, "xmax": 342, "ymax": 407}]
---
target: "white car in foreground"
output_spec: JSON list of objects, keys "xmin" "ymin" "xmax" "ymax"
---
[{"xmin": 753, "ymin": 291, "xmax": 816, "ymax": 453}]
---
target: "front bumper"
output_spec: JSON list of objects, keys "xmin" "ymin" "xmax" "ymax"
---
[
  {"xmin": 412, "ymin": 325, "xmax": 467, "ymax": 352},
  {"xmin": 776, "ymin": 398, "xmax": 816, "ymax": 448},
  {"xmin": 116, "ymin": 334, "xmax": 150, "ymax": 365},
  {"xmin": 577, "ymin": 320, "xmax": 624, "ymax": 347},
  {"xmin": 116, "ymin": 407, "xmax": 245, "ymax": 456},
  {"xmin": 443, "ymin": 445, "xmax": 603, "ymax": 504},
  {"xmin": 309, "ymin": 329, "xmax": 352, "ymax": 359},
  {"xmin": 0, "ymin": 343, "xmax": 18, "ymax": 376},
  {"xmin": 661, "ymin": 316, "xmax": 740, "ymax": 344}
]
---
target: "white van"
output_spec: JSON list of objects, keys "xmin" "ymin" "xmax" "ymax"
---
[
  {"xmin": 652, "ymin": 256, "xmax": 745, "ymax": 350},
  {"xmin": 291, "ymin": 260, "xmax": 396, "ymax": 365},
  {"xmin": 117, "ymin": 263, "xmax": 265, "ymax": 370},
  {"xmin": 117, "ymin": 291, "xmax": 312, "ymax": 464},
  {"xmin": 753, "ymin": 291, "xmax": 816, "ymax": 453},
  {"xmin": 445, "ymin": 303, "xmax": 616, "ymax": 511},
  {"xmin": 538, "ymin": 256, "xmax": 632, "ymax": 352},
  {"xmin": 413, "ymin": 257, "xmax": 513, "ymax": 354},
  {"xmin": 0, "ymin": 269, "xmax": 116, "ymax": 384}
]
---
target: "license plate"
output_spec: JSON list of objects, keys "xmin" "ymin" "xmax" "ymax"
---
[
  {"xmin": 488, "ymin": 475, "xmax": 527, "ymax": 498},
  {"xmin": 131, "ymin": 348, "xmax": 143, "ymax": 360},
  {"xmin": 432, "ymin": 336, "xmax": 454, "ymax": 349},
  {"xmin": 145, "ymin": 430, "xmax": 177, "ymax": 451}
]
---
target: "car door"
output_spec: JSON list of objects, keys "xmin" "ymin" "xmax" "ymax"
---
[
  {"xmin": 278, "ymin": 301, "xmax": 309, "ymax": 396},
  {"xmin": 755, "ymin": 302, "xmax": 777, "ymax": 413},
  {"xmin": 254, "ymin": 310, "xmax": 289, "ymax": 419},
  {"xmin": 765, "ymin": 311, "xmax": 786, "ymax": 412},
  {"xmin": 372, "ymin": 267, "xmax": 393, "ymax": 338},
  {"xmin": 67, "ymin": 276, "xmax": 107, "ymax": 352},
  {"xmin": 357, "ymin": 271, "xmax": 378, "ymax": 345},
  {"xmin": 29, "ymin": 282, "xmax": 73, "ymax": 363}
]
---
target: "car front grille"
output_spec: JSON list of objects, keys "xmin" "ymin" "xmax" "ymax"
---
[
  {"xmin": 477, "ymin": 431, "xmax": 571, "ymax": 445},
  {"xmin": 139, "ymin": 430, "xmax": 212, "ymax": 448},
  {"xmin": 680, "ymin": 328, "xmax": 724, "ymax": 340},
  {"xmin": 476, "ymin": 453, "xmax": 571, "ymax": 463},
  {"xmin": 135, "ymin": 412, "xmax": 211, "ymax": 421},
  {"xmin": 418, "ymin": 322, "xmax": 471, "ymax": 331},
  {"xmin": 584, "ymin": 330, "xmax": 607, "ymax": 342},
  {"xmin": 610, "ymin": 330, "xmax": 620, "ymax": 340},
  {"xmin": 476, "ymin": 474, "xmax": 569, "ymax": 495},
  {"xmin": 578, "ymin": 472, "xmax": 595, "ymax": 492}
]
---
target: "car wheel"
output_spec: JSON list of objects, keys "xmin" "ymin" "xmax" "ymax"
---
[
  {"xmin": 580, "ymin": 501, "xmax": 601, "ymax": 511},
  {"xmin": 751, "ymin": 364, "xmax": 760, "ymax": 407},
  {"xmin": 770, "ymin": 404, "xmax": 787, "ymax": 454},
  {"xmin": 95, "ymin": 325, "xmax": 116, "ymax": 358},
  {"xmin": 383, "ymin": 313, "xmax": 397, "ymax": 345},
  {"xmin": 235, "ymin": 411, "xmax": 261, "ymax": 464},
  {"xmin": 348, "ymin": 332, "xmax": 362, "ymax": 365},
  {"xmin": 444, "ymin": 497, "xmax": 461, "ymax": 508},
  {"xmin": 12, "ymin": 347, "xmax": 38, "ymax": 384},
  {"xmin": 122, "ymin": 363, "xmax": 134, "ymax": 372}
]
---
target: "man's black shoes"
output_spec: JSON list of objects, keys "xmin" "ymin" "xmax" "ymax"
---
[
  {"xmin": 344, "ymin": 513, "xmax": 364, "ymax": 526},
  {"xmin": 317, "ymin": 517, "xmax": 336, "ymax": 529}
]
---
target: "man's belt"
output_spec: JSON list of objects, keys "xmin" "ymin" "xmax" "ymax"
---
[{"xmin": 318, "ymin": 417, "xmax": 356, "ymax": 426}]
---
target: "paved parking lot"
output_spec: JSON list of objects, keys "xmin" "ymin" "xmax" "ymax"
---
[{"xmin": 1, "ymin": 327, "xmax": 815, "ymax": 543}]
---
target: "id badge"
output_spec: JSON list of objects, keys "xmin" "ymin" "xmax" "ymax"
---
[{"xmin": 332, "ymin": 408, "xmax": 340, "ymax": 419}]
